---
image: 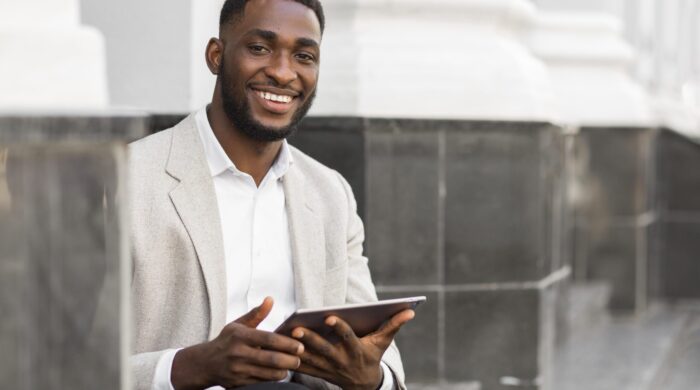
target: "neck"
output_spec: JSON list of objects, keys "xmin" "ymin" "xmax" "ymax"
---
[{"xmin": 207, "ymin": 101, "xmax": 283, "ymax": 187}]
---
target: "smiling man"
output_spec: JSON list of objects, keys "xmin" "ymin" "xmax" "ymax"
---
[{"xmin": 128, "ymin": 1, "xmax": 412, "ymax": 389}]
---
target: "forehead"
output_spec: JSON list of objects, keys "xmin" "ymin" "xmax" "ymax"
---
[{"xmin": 228, "ymin": 0, "xmax": 321, "ymax": 41}]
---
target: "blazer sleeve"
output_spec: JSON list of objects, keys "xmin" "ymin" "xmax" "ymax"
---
[{"xmin": 293, "ymin": 171, "xmax": 408, "ymax": 390}]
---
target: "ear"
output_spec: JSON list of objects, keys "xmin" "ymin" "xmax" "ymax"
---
[{"xmin": 205, "ymin": 38, "xmax": 224, "ymax": 75}]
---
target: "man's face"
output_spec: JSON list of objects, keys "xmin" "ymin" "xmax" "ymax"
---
[{"xmin": 218, "ymin": 0, "xmax": 321, "ymax": 141}]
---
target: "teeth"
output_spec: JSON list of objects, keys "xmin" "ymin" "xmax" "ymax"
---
[{"xmin": 257, "ymin": 91, "xmax": 293, "ymax": 103}]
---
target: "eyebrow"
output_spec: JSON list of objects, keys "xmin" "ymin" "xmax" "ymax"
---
[{"xmin": 246, "ymin": 28, "xmax": 319, "ymax": 49}]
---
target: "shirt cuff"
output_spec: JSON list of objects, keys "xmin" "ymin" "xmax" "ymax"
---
[
  {"xmin": 378, "ymin": 361, "xmax": 397, "ymax": 390},
  {"xmin": 152, "ymin": 348, "xmax": 181, "ymax": 390}
]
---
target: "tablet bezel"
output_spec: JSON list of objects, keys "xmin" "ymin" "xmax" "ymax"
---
[{"xmin": 274, "ymin": 296, "xmax": 426, "ymax": 342}]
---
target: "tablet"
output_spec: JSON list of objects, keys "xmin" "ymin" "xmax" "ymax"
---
[{"xmin": 274, "ymin": 296, "xmax": 426, "ymax": 343}]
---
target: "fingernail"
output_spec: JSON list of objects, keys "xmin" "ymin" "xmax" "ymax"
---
[
  {"xmin": 293, "ymin": 329, "xmax": 304, "ymax": 338},
  {"xmin": 297, "ymin": 344, "xmax": 304, "ymax": 355},
  {"xmin": 326, "ymin": 317, "xmax": 337, "ymax": 326}
]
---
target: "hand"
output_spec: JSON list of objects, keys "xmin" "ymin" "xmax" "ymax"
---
[
  {"xmin": 171, "ymin": 297, "xmax": 305, "ymax": 390},
  {"xmin": 292, "ymin": 309, "xmax": 415, "ymax": 390}
]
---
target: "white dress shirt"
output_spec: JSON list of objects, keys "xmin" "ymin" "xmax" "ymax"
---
[{"xmin": 152, "ymin": 107, "xmax": 395, "ymax": 389}]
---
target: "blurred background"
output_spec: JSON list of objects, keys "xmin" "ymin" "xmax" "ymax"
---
[{"xmin": 1, "ymin": 0, "xmax": 699, "ymax": 389}]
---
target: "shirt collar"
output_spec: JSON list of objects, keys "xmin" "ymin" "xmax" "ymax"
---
[{"xmin": 195, "ymin": 106, "xmax": 294, "ymax": 179}]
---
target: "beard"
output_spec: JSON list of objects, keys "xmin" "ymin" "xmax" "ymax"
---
[{"xmin": 219, "ymin": 61, "xmax": 316, "ymax": 142}]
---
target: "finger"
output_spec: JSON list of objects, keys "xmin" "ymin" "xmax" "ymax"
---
[
  {"xmin": 234, "ymin": 297, "xmax": 274, "ymax": 328},
  {"xmin": 296, "ymin": 362, "xmax": 333, "ymax": 383},
  {"xmin": 240, "ymin": 327, "xmax": 304, "ymax": 356},
  {"xmin": 298, "ymin": 349, "xmax": 335, "ymax": 372},
  {"xmin": 241, "ymin": 364, "xmax": 290, "ymax": 382},
  {"xmin": 367, "ymin": 309, "xmax": 415, "ymax": 350},
  {"xmin": 223, "ymin": 362, "xmax": 289, "ymax": 384},
  {"xmin": 326, "ymin": 316, "xmax": 362, "ymax": 357},
  {"xmin": 292, "ymin": 327, "xmax": 338, "ymax": 363},
  {"xmin": 245, "ymin": 346, "xmax": 302, "ymax": 370}
]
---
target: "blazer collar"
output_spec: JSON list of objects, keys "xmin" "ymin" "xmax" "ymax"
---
[{"xmin": 165, "ymin": 114, "xmax": 227, "ymax": 340}]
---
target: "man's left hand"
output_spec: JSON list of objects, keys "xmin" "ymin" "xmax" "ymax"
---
[{"xmin": 291, "ymin": 309, "xmax": 415, "ymax": 390}]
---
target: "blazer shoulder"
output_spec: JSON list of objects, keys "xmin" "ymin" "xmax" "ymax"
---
[
  {"xmin": 287, "ymin": 144, "xmax": 355, "ymax": 210},
  {"xmin": 288, "ymin": 144, "xmax": 344, "ymax": 185},
  {"xmin": 128, "ymin": 114, "xmax": 196, "ymax": 174},
  {"xmin": 129, "ymin": 128, "xmax": 173, "ymax": 166}
]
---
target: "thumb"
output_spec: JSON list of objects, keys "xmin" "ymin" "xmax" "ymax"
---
[{"xmin": 234, "ymin": 297, "xmax": 274, "ymax": 328}]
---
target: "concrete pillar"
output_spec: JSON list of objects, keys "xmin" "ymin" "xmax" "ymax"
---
[
  {"xmin": 529, "ymin": 12, "xmax": 654, "ymax": 126},
  {"xmin": 311, "ymin": 0, "xmax": 557, "ymax": 120},
  {"xmin": 0, "ymin": 0, "xmax": 108, "ymax": 110},
  {"xmin": 528, "ymin": 9, "xmax": 657, "ymax": 313}
]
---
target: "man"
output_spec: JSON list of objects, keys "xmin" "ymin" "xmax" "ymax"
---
[{"xmin": 128, "ymin": 0, "xmax": 414, "ymax": 389}]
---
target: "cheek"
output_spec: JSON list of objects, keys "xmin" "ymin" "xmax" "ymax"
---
[{"xmin": 299, "ymin": 68, "xmax": 319, "ymax": 92}]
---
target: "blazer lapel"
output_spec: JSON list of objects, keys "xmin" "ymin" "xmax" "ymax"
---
[
  {"xmin": 284, "ymin": 164, "xmax": 325, "ymax": 310},
  {"xmin": 165, "ymin": 115, "xmax": 227, "ymax": 340}
]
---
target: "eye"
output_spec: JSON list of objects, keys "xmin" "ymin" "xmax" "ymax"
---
[
  {"xmin": 295, "ymin": 52, "xmax": 316, "ymax": 63},
  {"xmin": 248, "ymin": 44, "xmax": 270, "ymax": 55}
]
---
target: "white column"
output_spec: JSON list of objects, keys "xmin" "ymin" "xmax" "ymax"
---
[
  {"xmin": 0, "ymin": 0, "xmax": 108, "ymax": 111},
  {"xmin": 644, "ymin": 0, "xmax": 700, "ymax": 135},
  {"xmin": 528, "ymin": 12, "xmax": 654, "ymax": 126},
  {"xmin": 310, "ymin": 0, "xmax": 557, "ymax": 121}
]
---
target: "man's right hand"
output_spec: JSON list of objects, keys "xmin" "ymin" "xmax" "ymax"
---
[{"xmin": 171, "ymin": 297, "xmax": 305, "ymax": 389}]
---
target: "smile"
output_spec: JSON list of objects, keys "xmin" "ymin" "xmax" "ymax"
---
[{"xmin": 255, "ymin": 90, "xmax": 294, "ymax": 104}]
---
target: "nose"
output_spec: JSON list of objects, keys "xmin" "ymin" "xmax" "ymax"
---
[{"xmin": 264, "ymin": 53, "xmax": 298, "ymax": 86}]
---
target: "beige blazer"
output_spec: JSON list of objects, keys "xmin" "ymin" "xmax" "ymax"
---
[{"xmin": 128, "ymin": 114, "xmax": 406, "ymax": 390}]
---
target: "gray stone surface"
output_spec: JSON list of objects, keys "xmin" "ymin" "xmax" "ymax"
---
[
  {"xmin": 553, "ymin": 305, "xmax": 690, "ymax": 390},
  {"xmin": 659, "ymin": 221, "xmax": 700, "ymax": 298},
  {"xmin": 577, "ymin": 127, "xmax": 655, "ymax": 216},
  {"xmin": 657, "ymin": 130, "xmax": 700, "ymax": 213},
  {"xmin": 660, "ymin": 313, "xmax": 700, "ymax": 390},
  {"xmin": 444, "ymin": 287, "xmax": 555, "ymax": 389},
  {"xmin": 581, "ymin": 223, "xmax": 642, "ymax": 310},
  {"xmin": 289, "ymin": 117, "xmax": 566, "ymax": 388},
  {"xmin": 0, "ymin": 142, "xmax": 126, "ymax": 389},
  {"xmin": 570, "ymin": 127, "xmax": 657, "ymax": 311},
  {"xmin": 378, "ymin": 291, "xmax": 440, "ymax": 384},
  {"xmin": 0, "ymin": 114, "xmax": 148, "ymax": 143},
  {"xmin": 444, "ymin": 125, "xmax": 561, "ymax": 284},
  {"xmin": 655, "ymin": 129, "xmax": 700, "ymax": 300},
  {"xmin": 366, "ymin": 131, "xmax": 441, "ymax": 285}
]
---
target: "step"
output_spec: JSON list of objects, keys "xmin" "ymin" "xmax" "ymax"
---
[{"xmin": 552, "ymin": 304, "xmax": 691, "ymax": 390}]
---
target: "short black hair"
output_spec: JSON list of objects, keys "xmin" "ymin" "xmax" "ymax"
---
[{"xmin": 219, "ymin": 0, "xmax": 325, "ymax": 34}]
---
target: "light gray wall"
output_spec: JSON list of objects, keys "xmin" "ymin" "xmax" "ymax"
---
[
  {"xmin": 533, "ymin": 0, "xmax": 626, "ymax": 18},
  {"xmin": 81, "ymin": 0, "xmax": 192, "ymax": 112}
]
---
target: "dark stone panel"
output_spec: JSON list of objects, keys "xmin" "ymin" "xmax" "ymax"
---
[
  {"xmin": 583, "ymin": 223, "xmax": 641, "ymax": 311},
  {"xmin": 0, "ymin": 114, "xmax": 148, "ymax": 143},
  {"xmin": 378, "ymin": 291, "xmax": 440, "ymax": 384},
  {"xmin": 149, "ymin": 114, "xmax": 187, "ymax": 134},
  {"xmin": 365, "ymin": 131, "xmax": 440, "ymax": 285},
  {"xmin": 647, "ymin": 220, "xmax": 662, "ymax": 299},
  {"xmin": 444, "ymin": 287, "xmax": 554, "ymax": 389},
  {"xmin": 289, "ymin": 129, "xmax": 367, "ymax": 218},
  {"xmin": 444, "ymin": 125, "xmax": 559, "ymax": 284},
  {"xmin": 657, "ymin": 129, "xmax": 700, "ymax": 213},
  {"xmin": 0, "ymin": 144, "xmax": 123, "ymax": 389},
  {"xmin": 659, "ymin": 221, "xmax": 700, "ymax": 298},
  {"xmin": 577, "ymin": 127, "xmax": 655, "ymax": 217}
]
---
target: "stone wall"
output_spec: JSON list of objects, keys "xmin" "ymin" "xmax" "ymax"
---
[
  {"xmin": 0, "ymin": 115, "xmax": 147, "ymax": 389},
  {"xmin": 570, "ymin": 127, "xmax": 657, "ymax": 312},
  {"xmin": 655, "ymin": 130, "xmax": 700, "ymax": 299},
  {"xmin": 290, "ymin": 118, "xmax": 569, "ymax": 389}
]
